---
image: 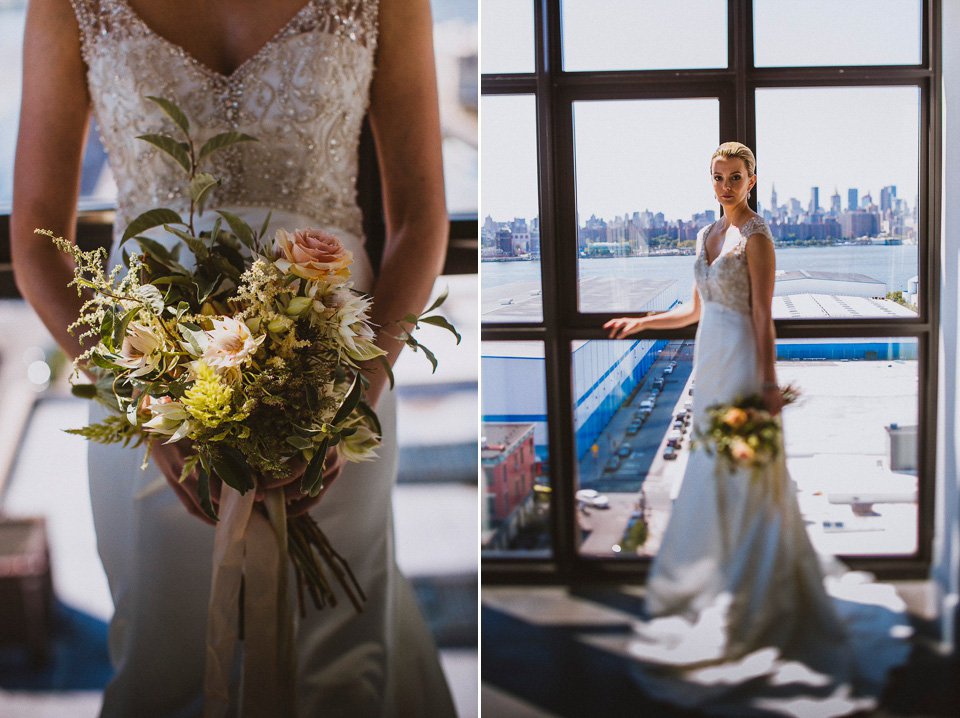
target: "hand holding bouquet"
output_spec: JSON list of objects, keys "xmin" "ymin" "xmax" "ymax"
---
[{"xmin": 695, "ymin": 384, "xmax": 800, "ymax": 475}]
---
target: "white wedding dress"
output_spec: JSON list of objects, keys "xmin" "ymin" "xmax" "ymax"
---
[
  {"xmin": 629, "ymin": 216, "xmax": 912, "ymax": 717},
  {"xmin": 70, "ymin": 1, "xmax": 455, "ymax": 715}
]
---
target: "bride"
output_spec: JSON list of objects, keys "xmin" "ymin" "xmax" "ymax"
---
[
  {"xmin": 605, "ymin": 143, "xmax": 911, "ymax": 717},
  {"xmin": 11, "ymin": 0, "xmax": 456, "ymax": 715}
]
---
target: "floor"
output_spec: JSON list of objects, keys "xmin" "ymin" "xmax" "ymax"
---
[{"xmin": 481, "ymin": 584, "xmax": 959, "ymax": 718}]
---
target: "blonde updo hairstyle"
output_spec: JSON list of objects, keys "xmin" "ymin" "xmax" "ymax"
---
[{"xmin": 710, "ymin": 142, "xmax": 756, "ymax": 177}]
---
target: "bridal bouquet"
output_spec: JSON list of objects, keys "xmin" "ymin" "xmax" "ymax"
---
[
  {"xmin": 695, "ymin": 384, "xmax": 800, "ymax": 475},
  {"xmin": 43, "ymin": 97, "xmax": 458, "ymax": 714}
]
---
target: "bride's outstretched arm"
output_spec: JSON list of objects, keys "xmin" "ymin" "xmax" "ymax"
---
[
  {"xmin": 363, "ymin": 0, "xmax": 448, "ymax": 408},
  {"xmin": 746, "ymin": 232, "xmax": 782, "ymax": 414},
  {"xmin": 604, "ymin": 286, "xmax": 701, "ymax": 339},
  {"xmin": 11, "ymin": 0, "xmax": 91, "ymax": 361}
]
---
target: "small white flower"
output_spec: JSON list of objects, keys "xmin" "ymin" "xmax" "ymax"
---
[
  {"xmin": 339, "ymin": 421, "xmax": 380, "ymax": 462},
  {"xmin": 203, "ymin": 316, "xmax": 264, "ymax": 370},
  {"xmin": 338, "ymin": 321, "xmax": 385, "ymax": 362},
  {"xmin": 143, "ymin": 398, "xmax": 195, "ymax": 443},
  {"xmin": 115, "ymin": 323, "xmax": 163, "ymax": 377}
]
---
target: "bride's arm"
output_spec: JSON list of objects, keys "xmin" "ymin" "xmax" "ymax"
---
[
  {"xmin": 745, "ymin": 232, "xmax": 783, "ymax": 414},
  {"xmin": 11, "ymin": 0, "xmax": 92, "ymax": 361},
  {"xmin": 362, "ymin": 0, "xmax": 448, "ymax": 408},
  {"xmin": 604, "ymin": 286, "xmax": 701, "ymax": 339}
]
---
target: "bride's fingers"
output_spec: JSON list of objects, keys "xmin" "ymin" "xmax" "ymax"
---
[
  {"xmin": 604, "ymin": 318, "xmax": 626, "ymax": 338},
  {"xmin": 256, "ymin": 456, "xmax": 309, "ymax": 495},
  {"xmin": 255, "ymin": 449, "xmax": 340, "ymax": 501},
  {"xmin": 167, "ymin": 472, "xmax": 216, "ymax": 525}
]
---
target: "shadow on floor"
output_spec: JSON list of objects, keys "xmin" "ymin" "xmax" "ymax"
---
[{"xmin": 481, "ymin": 586, "xmax": 959, "ymax": 718}]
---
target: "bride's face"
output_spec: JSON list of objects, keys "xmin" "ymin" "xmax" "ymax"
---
[{"xmin": 711, "ymin": 157, "xmax": 756, "ymax": 208}]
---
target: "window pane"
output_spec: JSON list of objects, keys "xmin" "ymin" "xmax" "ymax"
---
[
  {"xmin": 779, "ymin": 338, "xmax": 918, "ymax": 556},
  {"xmin": 754, "ymin": 0, "xmax": 922, "ymax": 68},
  {"xmin": 562, "ymin": 0, "xmax": 726, "ymax": 72},
  {"xmin": 481, "ymin": 341, "xmax": 551, "ymax": 556},
  {"xmin": 573, "ymin": 98, "xmax": 718, "ymax": 313},
  {"xmin": 574, "ymin": 339, "xmax": 693, "ymax": 559},
  {"xmin": 480, "ymin": 0, "xmax": 535, "ymax": 74},
  {"xmin": 480, "ymin": 95, "xmax": 542, "ymax": 322},
  {"xmin": 432, "ymin": 0, "xmax": 478, "ymax": 216},
  {"xmin": 756, "ymin": 87, "xmax": 920, "ymax": 318},
  {"xmin": 573, "ymin": 337, "xmax": 918, "ymax": 559}
]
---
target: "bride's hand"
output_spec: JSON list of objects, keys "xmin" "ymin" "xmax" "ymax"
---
[
  {"xmin": 152, "ymin": 440, "xmax": 222, "ymax": 525},
  {"xmin": 255, "ymin": 446, "xmax": 344, "ymax": 517},
  {"xmin": 153, "ymin": 441, "xmax": 343, "ymax": 521},
  {"xmin": 604, "ymin": 317, "xmax": 647, "ymax": 339},
  {"xmin": 763, "ymin": 385, "xmax": 784, "ymax": 416}
]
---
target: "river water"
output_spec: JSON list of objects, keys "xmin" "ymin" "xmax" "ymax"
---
[{"xmin": 482, "ymin": 243, "xmax": 919, "ymax": 300}]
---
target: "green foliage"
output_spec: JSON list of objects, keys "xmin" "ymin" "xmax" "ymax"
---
[
  {"xmin": 620, "ymin": 517, "xmax": 648, "ymax": 553},
  {"xmin": 198, "ymin": 132, "xmax": 258, "ymax": 163},
  {"xmin": 65, "ymin": 415, "xmax": 144, "ymax": 448},
  {"xmin": 886, "ymin": 290, "xmax": 916, "ymax": 310}
]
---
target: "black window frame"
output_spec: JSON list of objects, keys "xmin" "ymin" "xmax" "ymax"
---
[{"xmin": 481, "ymin": 0, "xmax": 941, "ymax": 583}]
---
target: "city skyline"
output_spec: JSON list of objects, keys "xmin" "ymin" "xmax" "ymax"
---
[{"xmin": 482, "ymin": 179, "xmax": 915, "ymax": 228}]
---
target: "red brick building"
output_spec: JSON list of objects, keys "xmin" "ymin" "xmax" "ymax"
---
[{"xmin": 481, "ymin": 423, "xmax": 537, "ymax": 532}]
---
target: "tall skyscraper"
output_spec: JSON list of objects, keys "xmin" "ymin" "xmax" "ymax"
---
[
  {"xmin": 831, "ymin": 188, "xmax": 841, "ymax": 215},
  {"xmin": 809, "ymin": 186, "xmax": 820, "ymax": 213},
  {"xmin": 880, "ymin": 185, "xmax": 897, "ymax": 212},
  {"xmin": 848, "ymin": 188, "xmax": 858, "ymax": 212},
  {"xmin": 770, "ymin": 183, "xmax": 778, "ymax": 212}
]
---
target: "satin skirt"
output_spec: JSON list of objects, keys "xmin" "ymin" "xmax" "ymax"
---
[
  {"xmin": 632, "ymin": 301, "xmax": 912, "ymax": 717},
  {"xmin": 88, "ymin": 209, "xmax": 455, "ymax": 717}
]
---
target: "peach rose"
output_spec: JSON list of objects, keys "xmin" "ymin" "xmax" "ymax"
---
[
  {"xmin": 723, "ymin": 407, "xmax": 748, "ymax": 430},
  {"xmin": 730, "ymin": 438, "xmax": 755, "ymax": 464},
  {"xmin": 274, "ymin": 227, "xmax": 353, "ymax": 282}
]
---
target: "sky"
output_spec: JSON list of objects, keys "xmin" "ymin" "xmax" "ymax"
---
[{"xmin": 480, "ymin": 0, "xmax": 923, "ymax": 224}]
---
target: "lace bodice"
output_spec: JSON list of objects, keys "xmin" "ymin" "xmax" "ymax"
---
[
  {"xmin": 693, "ymin": 216, "xmax": 774, "ymax": 315},
  {"xmin": 70, "ymin": 0, "xmax": 378, "ymax": 239}
]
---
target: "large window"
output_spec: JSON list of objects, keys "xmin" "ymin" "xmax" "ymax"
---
[{"xmin": 481, "ymin": 0, "xmax": 939, "ymax": 580}]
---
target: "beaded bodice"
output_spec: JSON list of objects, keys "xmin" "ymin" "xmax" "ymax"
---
[
  {"xmin": 694, "ymin": 216, "xmax": 774, "ymax": 315},
  {"xmin": 69, "ymin": 0, "xmax": 378, "ymax": 239}
]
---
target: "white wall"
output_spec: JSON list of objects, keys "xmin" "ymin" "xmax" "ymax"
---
[{"xmin": 933, "ymin": 0, "xmax": 960, "ymax": 651}]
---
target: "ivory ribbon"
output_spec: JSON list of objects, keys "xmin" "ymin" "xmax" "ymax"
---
[{"xmin": 203, "ymin": 486, "xmax": 297, "ymax": 717}]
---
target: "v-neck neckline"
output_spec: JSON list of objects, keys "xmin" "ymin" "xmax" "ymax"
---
[
  {"xmin": 116, "ymin": 0, "xmax": 316, "ymax": 81},
  {"xmin": 703, "ymin": 221, "xmax": 741, "ymax": 268}
]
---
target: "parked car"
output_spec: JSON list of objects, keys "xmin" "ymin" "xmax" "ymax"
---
[
  {"xmin": 672, "ymin": 419, "xmax": 685, "ymax": 430},
  {"xmin": 639, "ymin": 399, "xmax": 655, "ymax": 410},
  {"xmin": 626, "ymin": 423, "xmax": 641, "ymax": 435},
  {"xmin": 618, "ymin": 444, "xmax": 632, "ymax": 458},
  {"xmin": 652, "ymin": 378, "xmax": 665, "ymax": 390},
  {"xmin": 663, "ymin": 446, "xmax": 678, "ymax": 460},
  {"xmin": 576, "ymin": 489, "xmax": 610, "ymax": 509},
  {"xmin": 667, "ymin": 429, "xmax": 683, "ymax": 448},
  {"xmin": 604, "ymin": 456, "xmax": 621, "ymax": 472},
  {"xmin": 663, "ymin": 366, "xmax": 674, "ymax": 375}
]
